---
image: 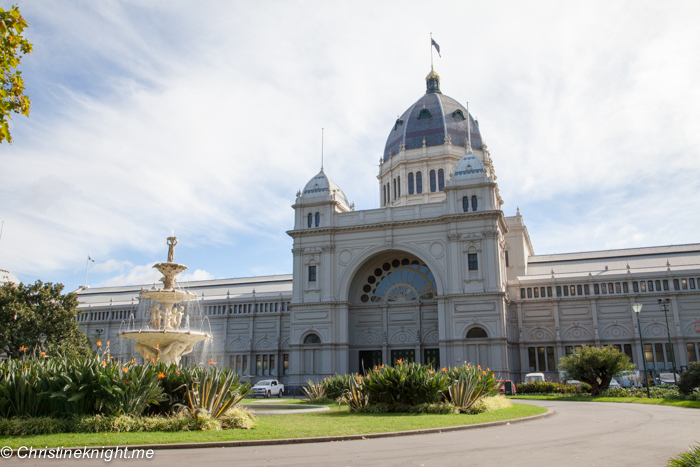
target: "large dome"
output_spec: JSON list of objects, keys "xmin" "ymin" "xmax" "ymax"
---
[
  {"xmin": 383, "ymin": 69, "xmax": 483, "ymax": 162},
  {"xmin": 300, "ymin": 169, "xmax": 350, "ymax": 208},
  {"xmin": 0, "ymin": 266, "xmax": 19, "ymax": 286}
]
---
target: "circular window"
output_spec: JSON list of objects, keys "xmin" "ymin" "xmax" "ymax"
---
[
  {"xmin": 374, "ymin": 268, "xmax": 383, "ymax": 276},
  {"xmin": 401, "ymin": 258, "xmax": 410, "ymax": 266},
  {"xmin": 391, "ymin": 259, "xmax": 400, "ymax": 268},
  {"xmin": 382, "ymin": 262, "xmax": 391, "ymax": 271},
  {"xmin": 363, "ymin": 284, "xmax": 372, "ymax": 293},
  {"xmin": 411, "ymin": 260, "xmax": 419, "ymax": 266},
  {"xmin": 360, "ymin": 294, "xmax": 369, "ymax": 303},
  {"xmin": 367, "ymin": 276, "xmax": 376, "ymax": 284}
]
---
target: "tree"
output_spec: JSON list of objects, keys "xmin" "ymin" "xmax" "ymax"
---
[
  {"xmin": 1, "ymin": 4, "xmax": 32, "ymax": 143},
  {"xmin": 558, "ymin": 345, "xmax": 636, "ymax": 396},
  {"xmin": 0, "ymin": 280, "xmax": 90, "ymax": 359},
  {"xmin": 678, "ymin": 362, "xmax": 700, "ymax": 396}
]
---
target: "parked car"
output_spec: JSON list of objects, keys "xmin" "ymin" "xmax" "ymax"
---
[
  {"xmin": 497, "ymin": 380, "xmax": 516, "ymax": 395},
  {"xmin": 608, "ymin": 378, "xmax": 621, "ymax": 388},
  {"xmin": 656, "ymin": 373, "xmax": 680, "ymax": 385},
  {"xmin": 251, "ymin": 379, "xmax": 285, "ymax": 398},
  {"xmin": 524, "ymin": 372, "xmax": 545, "ymax": 383}
]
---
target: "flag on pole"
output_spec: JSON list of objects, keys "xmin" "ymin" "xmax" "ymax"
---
[
  {"xmin": 431, "ymin": 38, "xmax": 441, "ymax": 57},
  {"xmin": 88, "ymin": 255, "xmax": 95, "ymax": 262}
]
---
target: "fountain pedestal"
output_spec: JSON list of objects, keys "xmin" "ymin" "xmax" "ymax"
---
[{"xmin": 118, "ymin": 237, "xmax": 211, "ymax": 365}]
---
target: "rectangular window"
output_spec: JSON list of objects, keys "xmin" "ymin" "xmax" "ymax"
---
[
  {"xmin": 391, "ymin": 349, "xmax": 415, "ymax": 365},
  {"xmin": 520, "ymin": 288, "xmax": 525, "ymax": 299},
  {"xmin": 615, "ymin": 283, "xmax": 621, "ymax": 294},
  {"xmin": 644, "ymin": 343, "xmax": 653, "ymax": 368},
  {"xmin": 601, "ymin": 283, "xmax": 607, "ymax": 294},
  {"xmin": 633, "ymin": 281, "xmax": 639, "ymax": 292},
  {"xmin": 505, "ymin": 251, "xmax": 509, "ymax": 267},
  {"xmin": 546, "ymin": 346, "xmax": 555, "ymax": 371},
  {"xmin": 541, "ymin": 287, "xmax": 546, "ymax": 298},
  {"xmin": 263, "ymin": 354, "xmax": 269, "ymax": 375},
  {"xmin": 594, "ymin": 284, "xmax": 600, "ymax": 295},
  {"xmin": 673, "ymin": 279, "xmax": 680, "ymax": 290},
  {"xmin": 547, "ymin": 286, "xmax": 552, "ymax": 297},
  {"xmin": 655, "ymin": 280, "xmax": 662, "ymax": 292},
  {"xmin": 570, "ymin": 285, "xmax": 576, "ymax": 296},
  {"xmin": 283, "ymin": 354, "xmax": 289, "ymax": 375},
  {"xmin": 565, "ymin": 346, "xmax": 573, "ymax": 357},
  {"xmin": 690, "ymin": 278, "xmax": 696, "ymax": 289},
  {"xmin": 242, "ymin": 355, "xmax": 248, "ymax": 374},
  {"xmin": 533, "ymin": 287, "xmax": 539, "ymax": 298},
  {"xmin": 416, "ymin": 171, "xmax": 423, "ymax": 194},
  {"xmin": 663, "ymin": 279, "xmax": 669, "ymax": 291},
  {"xmin": 624, "ymin": 344, "xmax": 634, "ymax": 363},
  {"xmin": 640, "ymin": 281, "xmax": 647, "ymax": 292},
  {"xmin": 577, "ymin": 285, "xmax": 583, "ymax": 296},
  {"xmin": 256, "ymin": 355, "xmax": 262, "ymax": 375},
  {"xmin": 682, "ymin": 279, "xmax": 688, "ymax": 290},
  {"xmin": 270, "ymin": 355, "xmax": 275, "ymax": 372},
  {"xmin": 574, "ymin": 345, "xmax": 582, "ymax": 352},
  {"xmin": 468, "ymin": 254, "xmax": 478, "ymax": 271},
  {"xmin": 429, "ymin": 170, "xmax": 436, "ymax": 192},
  {"xmin": 647, "ymin": 280, "xmax": 653, "ymax": 292},
  {"xmin": 398, "ymin": 176, "xmax": 401, "ymax": 196},
  {"xmin": 655, "ymin": 343, "xmax": 664, "ymax": 364},
  {"xmin": 556, "ymin": 286, "xmax": 562, "ymax": 297},
  {"xmin": 563, "ymin": 286, "xmax": 569, "ymax": 297},
  {"xmin": 665, "ymin": 344, "xmax": 673, "ymax": 367},
  {"xmin": 613, "ymin": 344, "xmax": 622, "ymax": 353},
  {"xmin": 584, "ymin": 284, "xmax": 589, "ymax": 295},
  {"xmin": 527, "ymin": 288, "xmax": 532, "ymax": 298},
  {"xmin": 308, "ymin": 265, "xmax": 317, "ymax": 282},
  {"xmin": 608, "ymin": 283, "xmax": 614, "ymax": 294},
  {"xmin": 623, "ymin": 282, "xmax": 629, "ymax": 293},
  {"xmin": 686, "ymin": 343, "xmax": 697, "ymax": 363},
  {"xmin": 408, "ymin": 173, "xmax": 414, "ymax": 195},
  {"xmin": 424, "ymin": 348, "xmax": 440, "ymax": 370},
  {"xmin": 537, "ymin": 347, "xmax": 546, "ymax": 372},
  {"xmin": 528, "ymin": 347, "xmax": 536, "ymax": 371}
]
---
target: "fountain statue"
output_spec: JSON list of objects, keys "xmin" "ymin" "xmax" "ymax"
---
[{"xmin": 118, "ymin": 236, "xmax": 211, "ymax": 365}]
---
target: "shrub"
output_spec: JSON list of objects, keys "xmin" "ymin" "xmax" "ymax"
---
[
  {"xmin": 558, "ymin": 345, "xmax": 636, "ymax": 395},
  {"xmin": 678, "ymin": 362, "xmax": 700, "ymax": 396},
  {"xmin": 468, "ymin": 395, "xmax": 512, "ymax": 414},
  {"xmin": 354, "ymin": 402, "xmax": 457, "ymax": 414},
  {"xmin": 339, "ymin": 377, "xmax": 370, "ymax": 411},
  {"xmin": 668, "ymin": 443, "xmax": 700, "ymax": 467},
  {"xmin": 517, "ymin": 381, "xmax": 581, "ymax": 394},
  {"xmin": 363, "ymin": 361, "xmax": 449, "ymax": 405},
  {"xmin": 220, "ymin": 406, "xmax": 255, "ymax": 430},
  {"xmin": 322, "ymin": 374, "xmax": 352, "ymax": 400},
  {"xmin": 600, "ymin": 386, "xmax": 682, "ymax": 399},
  {"xmin": 0, "ymin": 416, "xmax": 70, "ymax": 436},
  {"xmin": 301, "ymin": 379, "xmax": 326, "ymax": 401},
  {"xmin": 175, "ymin": 367, "xmax": 250, "ymax": 420},
  {"xmin": 73, "ymin": 413, "xmax": 220, "ymax": 433}
]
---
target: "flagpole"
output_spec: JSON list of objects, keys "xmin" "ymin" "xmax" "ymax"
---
[
  {"xmin": 85, "ymin": 255, "xmax": 90, "ymax": 287},
  {"xmin": 430, "ymin": 32, "xmax": 433, "ymax": 68},
  {"xmin": 321, "ymin": 128, "xmax": 324, "ymax": 171}
]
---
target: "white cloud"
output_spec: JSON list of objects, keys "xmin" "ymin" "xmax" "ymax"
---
[
  {"xmin": 179, "ymin": 269, "xmax": 215, "ymax": 283},
  {"xmin": 2, "ymin": 1, "xmax": 700, "ymax": 289}
]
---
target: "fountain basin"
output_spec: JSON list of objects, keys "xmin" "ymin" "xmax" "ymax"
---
[
  {"xmin": 140, "ymin": 289, "xmax": 196, "ymax": 304},
  {"xmin": 118, "ymin": 330, "xmax": 211, "ymax": 366}
]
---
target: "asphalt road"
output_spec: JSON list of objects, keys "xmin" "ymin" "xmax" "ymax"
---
[{"xmin": 5, "ymin": 400, "xmax": 698, "ymax": 467}]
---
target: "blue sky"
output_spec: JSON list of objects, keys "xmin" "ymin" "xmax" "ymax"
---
[{"xmin": 2, "ymin": 1, "xmax": 699, "ymax": 291}]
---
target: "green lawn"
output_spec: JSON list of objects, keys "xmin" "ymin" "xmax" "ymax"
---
[
  {"xmin": 0, "ymin": 403, "xmax": 545, "ymax": 449},
  {"xmin": 509, "ymin": 395, "xmax": 700, "ymax": 408}
]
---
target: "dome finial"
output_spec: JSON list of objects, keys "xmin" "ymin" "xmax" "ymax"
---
[{"xmin": 426, "ymin": 67, "xmax": 441, "ymax": 94}]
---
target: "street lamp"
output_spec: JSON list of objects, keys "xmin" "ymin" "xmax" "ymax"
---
[
  {"xmin": 658, "ymin": 298, "xmax": 678, "ymax": 384},
  {"xmin": 633, "ymin": 303, "xmax": 651, "ymax": 398}
]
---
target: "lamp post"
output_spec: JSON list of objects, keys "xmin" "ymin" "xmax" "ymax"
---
[
  {"xmin": 633, "ymin": 303, "xmax": 651, "ymax": 398},
  {"xmin": 658, "ymin": 298, "xmax": 678, "ymax": 384}
]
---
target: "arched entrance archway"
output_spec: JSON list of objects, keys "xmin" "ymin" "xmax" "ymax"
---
[{"xmin": 347, "ymin": 250, "xmax": 440, "ymax": 373}]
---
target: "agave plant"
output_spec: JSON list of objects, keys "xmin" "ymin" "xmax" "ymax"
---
[
  {"xmin": 175, "ymin": 367, "xmax": 250, "ymax": 420},
  {"xmin": 300, "ymin": 379, "xmax": 326, "ymax": 400},
  {"xmin": 363, "ymin": 362, "xmax": 450, "ymax": 405},
  {"xmin": 340, "ymin": 377, "xmax": 369, "ymax": 411},
  {"xmin": 447, "ymin": 365, "xmax": 500, "ymax": 412}
]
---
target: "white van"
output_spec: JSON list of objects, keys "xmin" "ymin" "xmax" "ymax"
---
[{"xmin": 524, "ymin": 372, "xmax": 546, "ymax": 382}]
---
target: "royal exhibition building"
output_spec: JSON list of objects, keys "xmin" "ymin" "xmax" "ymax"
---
[{"xmin": 56, "ymin": 69, "xmax": 700, "ymax": 390}]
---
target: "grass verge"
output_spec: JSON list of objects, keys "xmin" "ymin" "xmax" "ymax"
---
[
  {"xmin": 0, "ymin": 403, "xmax": 545, "ymax": 449},
  {"xmin": 509, "ymin": 395, "xmax": 700, "ymax": 409}
]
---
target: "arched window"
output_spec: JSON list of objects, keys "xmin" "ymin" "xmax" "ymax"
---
[
  {"xmin": 452, "ymin": 109, "xmax": 465, "ymax": 120},
  {"xmin": 438, "ymin": 169, "xmax": 445, "ymax": 191},
  {"xmin": 307, "ymin": 213, "xmax": 312, "ymax": 228},
  {"xmin": 418, "ymin": 108, "xmax": 431, "ymax": 119},
  {"xmin": 466, "ymin": 327, "xmax": 488, "ymax": 339},
  {"xmin": 462, "ymin": 196, "xmax": 469, "ymax": 213},
  {"xmin": 408, "ymin": 173, "xmax": 414, "ymax": 195},
  {"xmin": 471, "ymin": 195, "xmax": 478, "ymax": 212},
  {"xmin": 315, "ymin": 212, "xmax": 320, "ymax": 227},
  {"xmin": 397, "ymin": 176, "xmax": 401, "ymax": 196},
  {"xmin": 393, "ymin": 179, "xmax": 397, "ymax": 199},
  {"xmin": 416, "ymin": 172, "xmax": 423, "ymax": 194},
  {"xmin": 304, "ymin": 333, "xmax": 321, "ymax": 344},
  {"xmin": 429, "ymin": 170, "xmax": 436, "ymax": 192}
]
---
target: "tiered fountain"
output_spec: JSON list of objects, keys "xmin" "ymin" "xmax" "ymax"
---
[{"xmin": 118, "ymin": 236, "xmax": 211, "ymax": 365}]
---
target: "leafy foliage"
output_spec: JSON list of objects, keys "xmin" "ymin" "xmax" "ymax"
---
[
  {"xmin": 0, "ymin": 4, "xmax": 32, "ymax": 143},
  {"xmin": 667, "ymin": 444, "xmax": 700, "ymax": 467},
  {"xmin": 175, "ymin": 367, "xmax": 250, "ymax": 420},
  {"xmin": 447, "ymin": 366, "xmax": 500, "ymax": 412},
  {"xmin": 517, "ymin": 381, "xmax": 584, "ymax": 394},
  {"xmin": 321, "ymin": 374, "xmax": 352, "ymax": 400},
  {"xmin": 558, "ymin": 345, "xmax": 636, "ymax": 395},
  {"xmin": 300, "ymin": 379, "xmax": 327, "ymax": 402},
  {"xmin": 0, "ymin": 281, "xmax": 90, "ymax": 359},
  {"xmin": 678, "ymin": 362, "xmax": 700, "ymax": 396},
  {"xmin": 339, "ymin": 377, "xmax": 370, "ymax": 411},
  {"xmin": 362, "ymin": 361, "xmax": 450, "ymax": 405}
]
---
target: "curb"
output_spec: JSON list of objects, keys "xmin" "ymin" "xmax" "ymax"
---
[{"xmin": 6, "ymin": 407, "xmax": 554, "ymax": 455}]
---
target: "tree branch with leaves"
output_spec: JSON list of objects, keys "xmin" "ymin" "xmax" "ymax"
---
[{"xmin": 0, "ymin": 4, "xmax": 32, "ymax": 143}]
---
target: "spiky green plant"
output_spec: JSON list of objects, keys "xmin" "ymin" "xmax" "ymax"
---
[
  {"xmin": 301, "ymin": 379, "xmax": 326, "ymax": 400},
  {"xmin": 339, "ymin": 377, "xmax": 370, "ymax": 411},
  {"xmin": 446, "ymin": 365, "xmax": 500, "ymax": 412},
  {"xmin": 668, "ymin": 443, "xmax": 700, "ymax": 467},
  {"xmin": 321, "ymin": 374, "xmax": 352, "ymax": 400},
  {"xmin": 363, "ymin": 361, "xmax": 450, "ymax": 405},
  {"xmin": 175, "ymin": 367, "xmax": 250, "ymax": 420}
]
